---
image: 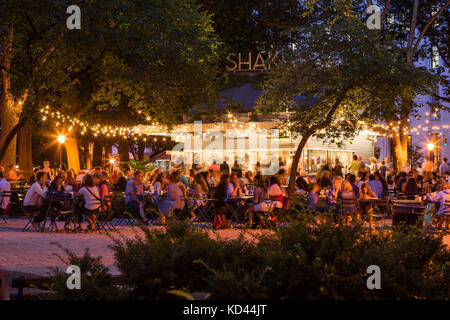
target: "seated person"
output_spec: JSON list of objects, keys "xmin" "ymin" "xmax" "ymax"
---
[
  {"xmin": 429, "ymin": 183, "xmax": 450, "ymax": 232},
  {"xmin": 267, "ymin": 176, "xmax": 286, "ymax": 209},
  {"xmin": 340, "ymin": 180, "xmax": 357, "ymax": 222},
  {"xmin": 158, "ymin": 171, "xmax": 186, "ymax": 224},
  {"xmin": 358, "ymin": 183, "xmax": 378, "ymax": 230},
  {"xmin": 307, "ymin": 183, "xmax": 328, "ymax": 212},
  {"xmin": 23, "ymin": 172, "xmax": 48, "ymax": 227},
  {"xmin": 214, "ymin": 174, "xmax": 230, "ymax": 215},
  {"xmin": 227, "ymin": 173, "xmax": 244, "ymax": 198},
  {"xmin": 125, "ymin": 170, "xmax": 148, "ymax": 224},
  {"xmin": 0, "ymin": 172, "xmax": 11, "ymax": 215},
  {"xmin": 77, "ymin": 175, "xmax": 102, "ymax": 231}
]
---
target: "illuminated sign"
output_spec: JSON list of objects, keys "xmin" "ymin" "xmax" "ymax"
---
[{"xmin": 226, "ymin": 51, "xmax": 282, "ymax": 73}]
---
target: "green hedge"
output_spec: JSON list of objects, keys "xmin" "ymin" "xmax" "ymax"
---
[{"xmin": 50, "ymin": 214, "xmax": 449, "ymax": 300}]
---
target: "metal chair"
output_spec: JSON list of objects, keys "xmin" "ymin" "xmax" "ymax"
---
[
  {"xmin": 95, "ymin": 195, "xmax": 117, "ymax": 232},
  {"xmin": 0, "ymin": 191, "xmax": 9, "ymax": 224},
  {"xmin": 44, "ymin": 193, "xmax": 76, "ymax": 232}
]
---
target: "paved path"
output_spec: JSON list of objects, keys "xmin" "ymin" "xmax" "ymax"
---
[{"xmin": 1, "ymin": 218, "xmax": 448, "ymax": 299}]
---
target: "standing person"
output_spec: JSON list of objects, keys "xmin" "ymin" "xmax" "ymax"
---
[
  {"xmin": 220, "ymin": 161, "xmax": 230, "ymax": 174},
  {"xmin": 231, "ymin": 160, "xmax": 240, "ymax": 173},
  {"xmin": 0, "ymin": 172, "xmax": 11, "ymax": 215},
  {"xmin": 357, "ymin": 155, "xmax": 366, "ymax": 172},
  {"xmin": 78, "ymin": 174, "xmax": 102, "ymax": 231},
  {"xmin": 42, "ymin": 161, "xmax": 52, "ymax": 179},
  {"xmin": 369, "ymin": 157, "xmax": 378, "ymax": 174},
  {"xmin": 125, "ymin": 170, "xmax": 148, "ymax": 225},
  {"xmin": 439, "ymin": 158, "xmax": 450, "ymax": 178},
  {"xmin": 379, "ymin": 160, "xmax": 387, "ymax": 179},
  {"xmin": 255, "ymin": 162, "xmax": 262, "ymax": 176},
  {"xmin": 422, "ymin": 156, "xmax": 434, "ymax": 180},
  {"xmin": 332, "ymin": 158, "xmax": 343, "ymax": 177},
  {"xmin": 23, "ymin": 172, "xmax": 49, "ymax": 227},
  {"xmin": 349, "ymin": 155, "xmax": 359, "ymax": 175},
  {"xmin": 208, "ymin": 160, "xmax": 220, "ymax": 173}
]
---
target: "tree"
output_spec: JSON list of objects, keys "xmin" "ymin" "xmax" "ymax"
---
[
  {"xmin": 0, "ymin": 0, "xmax": 219, "ymax": 169},
  {"xmin": 257, "ymin": 19, "xmax": 436, "ymax": 194},
  {"xmin": 374, "ymin": 0, "xmax": 450, "ymax": 168}
]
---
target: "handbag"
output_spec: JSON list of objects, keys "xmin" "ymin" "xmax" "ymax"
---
[{"xmin": 213, "ymin": 209, "xmax": 227, "ymax": 230}]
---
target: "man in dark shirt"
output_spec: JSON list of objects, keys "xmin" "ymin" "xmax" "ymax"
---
[
  {"xmin": 348, "ymin": 174, "xmax": 359, "ymax": 198},
  {"xmin": 220, "ymin": 161, "xmax": 230, "ymax": 174}
]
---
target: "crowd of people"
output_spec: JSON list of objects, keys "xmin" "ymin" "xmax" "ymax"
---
[
  {"xmin": 0, "ymin": 154, "xmax": 449, "ymax": 231},
  {"xmin": 305, "ymin": 155, "xmax": 450, "ymax": 231}
]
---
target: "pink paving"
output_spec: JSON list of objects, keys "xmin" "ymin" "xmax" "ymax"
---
[{"xmin": 1, "ymin": 218, "xmax": 448, "ymax": 299}]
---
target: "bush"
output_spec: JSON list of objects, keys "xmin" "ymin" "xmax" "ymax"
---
[
  {"xmin": 50, "ymin": 243, "xmax": 127, "ymax": 300},
  {"xmin": 50, "ymin": 212, "xmax": 450, "ymax": 300}
]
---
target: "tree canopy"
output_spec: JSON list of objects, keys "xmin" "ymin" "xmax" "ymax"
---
[
  {"xmin": 0, "ymin": 0, "xmax": 220, "ymax": 167},
  {"xmin": 257, "ymin": 18, "xmax": 437, "ymax": 193}
]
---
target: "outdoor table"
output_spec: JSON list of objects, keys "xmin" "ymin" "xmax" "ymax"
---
[
  {"xmin": 391, "ymin": 200, "xmax": 426, "ymax": 229},
  {"xmin": 187, "ymin": 197, "xmax": 216, "ymax": 227},
  {"xmin": 224, "ymin": 196, "xmax": 253, "ymax": 224}
]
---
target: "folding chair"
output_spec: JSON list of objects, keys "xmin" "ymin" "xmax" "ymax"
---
[
  {"xmin": 111, "ymin": 193, "xmax": 135, "ymax": 226},
  {"xmin": 44, "ymin": 193, "xmax": 76, "ymax": 232},
  {"xmin": 23, "ymin": 206, "xmax": 45, "ymax": 232},
  {"xmin": 339, "ymin": 197, "xmax": 358, "ymax": 224},
  {"xmin": 9, "ymin": 189, "xmax": 26, "ymax": 217},
  {"xmin": 93, "ymin": 196, "xmax": 117, "ymax": 232},
  {"xmin": 370, "ymin": 199, "xmax": 391, "ymax": 226},
  {"xmin": 253, "ymin": 200, "xmax": 276, "ymax": 229},
  {"xmin": 194, "ymin": 198, "xmax": 216, "ymax": 228}
]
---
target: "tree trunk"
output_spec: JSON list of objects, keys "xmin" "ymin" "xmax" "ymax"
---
[
  {"xmin": 137, "ymin": 141, "xmax": 146, "ymax": 161},
  {"xmin": 392, "ymin": 0, "xmax": 419, "ymax": 170},
  {"xmin": 288, "ymin": 132, "xmax": 311, "ymax": 195},
  {"xmin": 118, "ymin": 140, "xmax": 129, "ymax": 163},
  {"xmin": 18, "ymin": 122, "xmax": 33, "ymax": 178},
  {"xmin": 92, "ymin": 142, "xmax": 103, "ymax": 167},
  {"xmin": 80, "ymin": 139, "xmax": 91, "ymax": 170},
  {"xmin": 66, "ymin": 137, "xmax": 80, "ymax": 173},
  {"xmin": 394, "ymin": 128, "xmax": 409, "ymax": 171}
]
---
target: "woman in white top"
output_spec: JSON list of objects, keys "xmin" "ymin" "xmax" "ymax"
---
[{"xmin": 78, "ymin": 174, "xmax": 101, "ymax": 231}]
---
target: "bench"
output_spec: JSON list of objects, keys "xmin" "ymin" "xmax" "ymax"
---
[{"xmin": 10, "ymin": 275, "xmax": 123, "ymax": 300}]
